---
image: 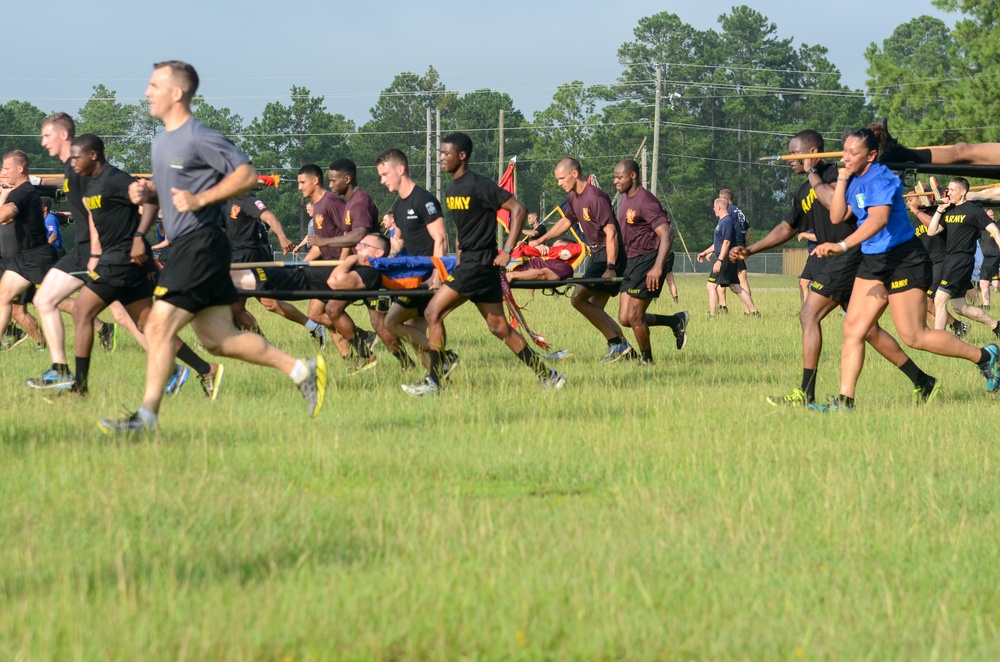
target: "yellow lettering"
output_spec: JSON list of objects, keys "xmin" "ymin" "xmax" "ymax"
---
[
  {"xmin": 255, "ymin": 268, "xmax": 267, "ymax": 282},
  {"xmin": 891, "ymin": 278, "xmax": 909, "ymax": 290},
  {"xmin": 446, "ymin": 196, "xmax": 471, "ymax": 211},
  {"xmin": 153, "ymin": 286, "xmax": 168, "ymax": 296},
  {"xmin": 944, "ymin": 214, "xmax": 967, "ymax": 224},
  {"xmin": 810, "ymin": 282, "xmax": 824, "ymax": 291},
  {"xmin": 84, "ymin": 194, "xmax": 102, "ymax": 210},
  {"xmin": 88, "ymin": 270, "xmax": 99, "ymax": 280},
  {"xmin": 801, "ymin": 187, "xmax": 817, "ymax": 214}
]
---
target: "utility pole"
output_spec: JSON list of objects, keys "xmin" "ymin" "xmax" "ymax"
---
[
  {"xmin": 641, "ymin": 146, "xmax": 648, "ymax": 190},
  {"xmin": 425, "ymin": 107, "xmax": 432, "ymax": 189},
  {"xmin": 651, "ymin": 64, "xmax": 662, "ymax": 196},
  {"xmin": 435, "ymin": 108, "xmax": 441, "ymax": 200},
  {"xmin": 498, "ymin": 109, "xmax": 505, "ymax": 179}
]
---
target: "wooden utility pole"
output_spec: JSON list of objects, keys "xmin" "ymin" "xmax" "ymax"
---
[
  {"xmin": 641, "ymin": 146, "xmax": 648, "ymax": 190},
  {"xmin": 651, "ymin": 65, "xmax": 662, "ymax": 196}
]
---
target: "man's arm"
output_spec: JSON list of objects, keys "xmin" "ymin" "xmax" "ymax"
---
[
  {"xmin": 602, "ymin": 223, "xmax": 619, "ymax": 277},
  {"xmin": 731, "ymin": 221, "xmax": 796, "ymax": 261},
  {"xmin": 495, "ymin": 197, "xmax": 527, "ymax": 268},
  {"xmin": 172, "ymin": 162, "xmax": 257, "ymax": 212},
  {"xmin": 530, "ymin": 217, "xmax": 571, "ymax": 248},
  {"xmin": 646, "ymin": 224, "xmax": 673, "ymax": 291},
  {"xmin": 0, "ymin": 186, "xmax": 16, "ymax": 224},
  {"xmin": 813, "ymin": 206, "xmax": 890, "ymax": 257},
  {"xmin": 260, "ymin": 210, "xmax": 295, "ymax": 254}
]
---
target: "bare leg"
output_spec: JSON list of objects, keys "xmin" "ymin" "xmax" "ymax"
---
[
  {"xmin": 34, "ymin": 269, "xmax": 84, "ymax": 364},
  {"xmin": 570, "ymin": 285, "xmax": 622, "ymax": 340}
]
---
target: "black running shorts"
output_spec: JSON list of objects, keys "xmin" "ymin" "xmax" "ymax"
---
[
  {"xmin": 855, "ymin": 237, "xmax": 931, "ymax": 295},
  {"xmin": 620, "ymin": 250, "xmax": 665, "ymax": 299},
  {"xmin": 154, "ymin": 226, "xmax": 239, "ymax": 313}
]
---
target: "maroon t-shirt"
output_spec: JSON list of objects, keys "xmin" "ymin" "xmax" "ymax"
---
[
  {"xmin": 344, "ymin": 187, "xmax": 378, "ymax": 239},
  {"xmin": 517, "ymin": 256, "xmax": 573, "ymax": 280},
  {"xmin": 618, "ymin": 187, "xmax": 670, "ymax": 258},
  {"xmin": 565, "ymin": 183, "xmax": 619, "ymax": 248},
  {"xmin": 311, "ymin": 191, "xmax": 348, "ymax": 260}
]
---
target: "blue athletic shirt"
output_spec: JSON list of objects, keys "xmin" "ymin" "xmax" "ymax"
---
[{"xmin": 844, "ymin": 162, "xmax": 914, "ymax": 255}]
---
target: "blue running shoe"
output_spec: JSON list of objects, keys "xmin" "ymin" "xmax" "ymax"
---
[
  {"xmin": 26, "ymin": 369, "xmax": 75, "ymax": 390},
  {"xmin": 979, "ymin": 344, "xmax": 1000, "ymax": 393},
  {"xmin": 165, "ymin": 364, "xmax": 190, "ymax": 396}
]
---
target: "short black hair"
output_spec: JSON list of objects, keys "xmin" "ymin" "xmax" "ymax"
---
[
  {"xmin": 617, "ymin": 159, "xmax": 640, "ymax": 176},
  {"xmin": 375, "ymin": 148, "xmax": 409, "ymax": 175},
  {"xmin": 72, "ymin": 133, "xmax": 106, "ymax": 161},
  {"xmin": 442, "ymin": 132, "xmax": 473, "ymax": 158},
  {"xmin": 298, "ymin": 164, "xmax": 323, "ymax": 182},
  {"xmin": 791, "ymin": 129, "xmax": 824, "ymax": 152},
  {"xmin": 329, "ymin": 158, "xmax": 357, "ymax": 180},
  {"xmin": 950, "ymin": 177, "xmax": 970, "ymax": 192},
  {"xmin": 40, "ymin": 196, "xmax": 53, "ymax": 210}
]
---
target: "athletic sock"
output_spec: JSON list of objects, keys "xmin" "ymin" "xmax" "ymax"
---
[
  {"xmin": 898, "ymin": 358, "xmax": 930, "ymax": 388},
  {"xmin": 304, "ymin": 319, "xmax": 319, "ymax": 332},
  {"xmin": 54, "ymin": 362, "xmax": 70, "ymax": 376},
  {"xmin": 839, "ymin": 395, "xmax": 855, "ymax": 408},
  {"xmin": 289, "ymin": 359, "xmax": 308, "ymax": 384},
  {"xmin": 74, "ymin": 356, "xmax": 90, "ymax": 390},
  {"xmin": 979, "ymin": 348, "xmax": 993, "ymax": 365},
  {"xmin": 428, "ymin": 349, "xmax": 443, "ymax": 385},
  {"xmin": 177, "ymin": 343, "xmax": 212, "ymax": 376},
  {"xmin": 641, "ymin": 348, "xmax": 653, "ymax": 361},
  {"xmin": 645, "ymin": 313, "xmax": 679, "ymax": 329},
  {"xmin": 136, "ymin": 407, "xmax": 158, "ymax": 427},
  {"xmin": 515, "ymin": 346, "xmax": 549, "ymax": 378},
  {"xmin": 392, "ymin": 348, "xmax": 413, "ymax": 366},
  {"xmin": 801, "ymin": 368, "xmax": 817, "ymax": 402}
]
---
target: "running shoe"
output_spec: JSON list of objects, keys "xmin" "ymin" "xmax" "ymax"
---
[
  {"xmin": 913, "ymin": 376, "xmax": 941, "ymax": 404},
  {"xmin": 767, "ymin": 388, "xmax": 810, "ymax": 407},
  {"xmin": 36, "ymin": 341, "xmax": 47, "ymax": 351},
  {"xmin": 718, "ymin": 306, "xmax": 729, "ymax": 315},
  {"xmin": 442, "ymin": 350, "xmax": 461, "ymax": 379},
  {"xmin": 809, "ymin": 396, "xmax": 855, "ymax": 413},
  {"xmin": 98, "ymin": 411, "xmax": 154, "ymax": 435},
  {"xmin": 636, "ymin": 358, "xmax": 655, "ymax": 367},
  {"xmin": 310, "ymin": 324, "xmax": 328, "ymax": 350},
  {"xmin": 951, "ymin": 321, "xmax": 971, "ymax": 339},
  {"xmin": 600, "ymin": 342, "xmax": 633, "ymax": 364},
  {"xmin": 402, "ymin": 376, "xmax": 440, "ymax": 397},
  {"xmin": 200, "ymin": 364, "xmax": 225, "ymax": 400},
  {"xmin": 673, "ymin": 311, "xmax": 689, "ymax": 350},
  {"xmin": 979, "ymin": 344, "xmax": 1000, "ymax": 393},
  {"xmin": 0, "ymin": 327, "xmax": 29, "ymax": 351},
  {"xmin": 361, "ymin": 329, "xmax": 379, "ymax": 354},
  {"xmin": 164, "ymin": 364, "xmax": 190, "ymax": 396},
  {"xmin": 26, "ymin": 369, "xmax": 76, "ymax": 390},
  {"xmin": 348, "ymin": 353, "xmax": 379, "ymax": 375},
  {"xmin": 299, "ymin": 355, "xmax": 327, "ymax": 417},
  {"xmin": 540, "ymin": 370, "xmax": 567, "ymax": 390},
  {"xmin": 99, "ymin": 322, "xmax": 117, "ymax": 352}
]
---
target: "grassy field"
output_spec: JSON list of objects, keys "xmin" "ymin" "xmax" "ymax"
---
[{"xmin": 1, "ymin": 274, "xmax": 998, "ymax": 660}]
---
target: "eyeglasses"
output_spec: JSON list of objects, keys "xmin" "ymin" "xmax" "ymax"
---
[{"xmin": 356, "ymin": 241, "xmax": 381, "ymax": 250}]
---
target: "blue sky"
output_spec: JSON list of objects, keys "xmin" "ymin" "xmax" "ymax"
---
[{"xmin": 6, "ymin": 0, "xmax": 954, "ymax": 125}]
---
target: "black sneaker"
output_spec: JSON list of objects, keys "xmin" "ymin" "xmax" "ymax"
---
[
  {"xmin": 98, "ymin": 322, "xmax": 117, "ymax": 352},
  {"xmin": 673, "ymin": 311, "xmax": 689, "ymax": 350},
  {"xmin": 914, "ymin": 376, "xmax": 941, "ymax": 404}
]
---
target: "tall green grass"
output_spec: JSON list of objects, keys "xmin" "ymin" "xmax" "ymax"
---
[{"xmin": 1, "ymin": 275, "xmax": 997, "ymax": 660}]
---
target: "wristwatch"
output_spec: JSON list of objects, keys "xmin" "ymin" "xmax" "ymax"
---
[{"xmin": 807, "ymin": 167, "xmax": 819, "ymax": 174}]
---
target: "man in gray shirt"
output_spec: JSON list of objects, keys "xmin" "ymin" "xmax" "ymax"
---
[{"xmin": 98, "ymin": 60, "xmax": 326, "ymax": 434}]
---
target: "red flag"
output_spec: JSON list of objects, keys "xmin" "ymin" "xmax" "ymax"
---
[{"xmin": 496, "ymin": 157, "xmax": 516, "ymax": 231}]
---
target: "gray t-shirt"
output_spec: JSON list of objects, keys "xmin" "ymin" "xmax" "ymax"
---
[{"xmin": 151, "ymin": 117, "xmax": 250, "ymax": 240}]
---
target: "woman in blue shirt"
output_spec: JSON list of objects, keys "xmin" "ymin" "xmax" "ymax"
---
[{"xmin": 812, "ymin": 128, "xmax": 999, "ymax": 409}]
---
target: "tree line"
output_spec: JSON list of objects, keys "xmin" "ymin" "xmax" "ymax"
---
[{"xmin": 1, "ymin": 1, "xmax": 993, "ymax": 250}]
